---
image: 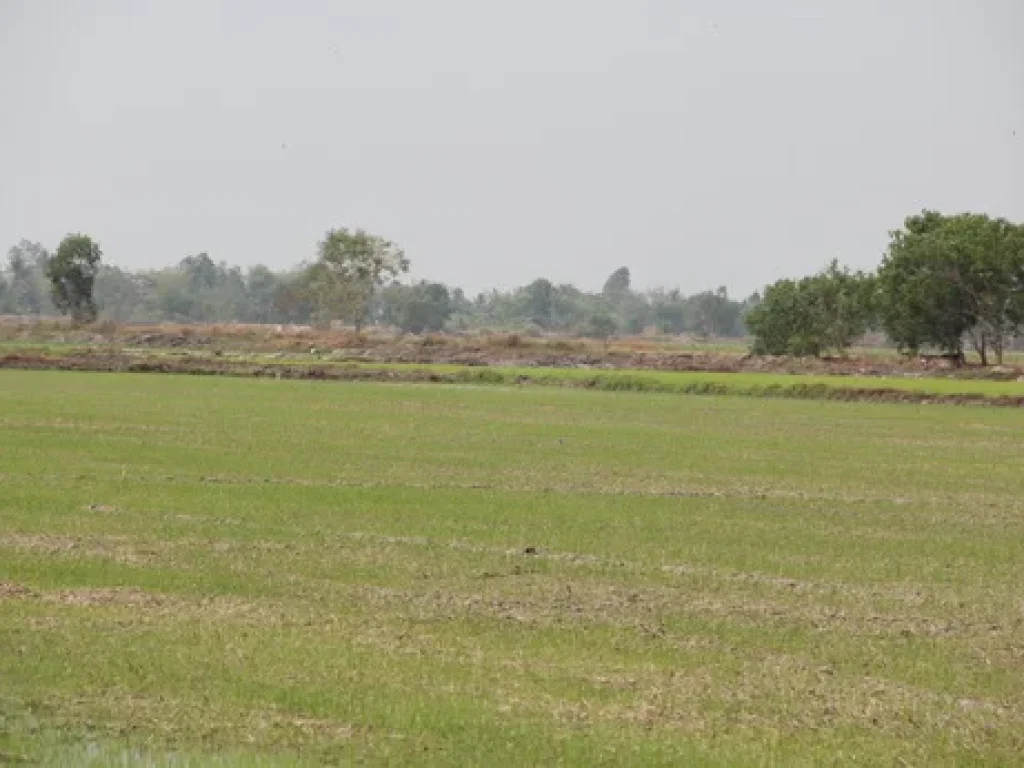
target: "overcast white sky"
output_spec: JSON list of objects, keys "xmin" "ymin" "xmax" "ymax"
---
[{"xmin": 1, "ymin": 1, "xmax": 1022, "ymax": 296}]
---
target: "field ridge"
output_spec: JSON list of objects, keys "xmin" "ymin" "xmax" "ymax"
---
[{"xmin": 4, "ymin": 350, "xmax": 1024, "ymax": 407}]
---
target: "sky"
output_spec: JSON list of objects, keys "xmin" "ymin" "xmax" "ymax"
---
[{"xmin": 1, "ymin": 1, "xmax": 1022, "ymax": 297}]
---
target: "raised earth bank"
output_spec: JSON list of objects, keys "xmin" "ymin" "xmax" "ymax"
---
[{"xmin": 3, "ymin": 349, "xmax": 1024, "ymax": 407}]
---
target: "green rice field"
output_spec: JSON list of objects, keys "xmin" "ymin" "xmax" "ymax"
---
[{"xmin": 1, "ymin": 370, "xmax": 1023, "ymax": 765}]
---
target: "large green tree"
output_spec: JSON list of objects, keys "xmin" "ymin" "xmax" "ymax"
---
[
  {"xmin": 308, "ymin": 228, "xmax": 409, "ymax": 329},
  {"xmin": 878, "ymin": 211, "xmax": 1024, "ymax": 365},
  {"xmin": 747, "ymin": 261, "xmax": 875, "ymax": 357},
  {"xmin": 813, "ymin": 261, "xmax": 877, "ymax": 353},
  {"xmin": 46, "ymin": 234, "xmax": 102, "ymax": 322},
  {"xmin": 745, "ymin": 278, "xmax": 821, "ymax": 356}
]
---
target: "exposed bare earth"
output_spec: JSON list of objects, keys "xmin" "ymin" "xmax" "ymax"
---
[{"xmin": 3, "ymin": 316, "xmax": 1023, "ymax": 378}]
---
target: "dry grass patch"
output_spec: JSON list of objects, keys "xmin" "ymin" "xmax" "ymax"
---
[{"xmin": 0, "ymin": 532, "xmax": 165, "ymax": 567}]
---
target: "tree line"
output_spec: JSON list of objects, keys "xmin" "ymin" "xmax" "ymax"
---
[
  {"xmin": 6, "ymin": 210, "xmax": 1021, "ymax": 361},
  {"xmin": 746, "ymin": 211, "xmax": 1024, "ymax": 365},
  {"xmin": 0, "ymin": 229, "xmax": 754, "ymax": 339}
]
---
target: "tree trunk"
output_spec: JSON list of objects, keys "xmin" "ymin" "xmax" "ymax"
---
[
  {"xmin": 969, "ymin": 329, "xmax": 988, "ymax": 366},
  {"xmin": 953, "ymin": 340, "xmax": 966, "ymax": 367}
]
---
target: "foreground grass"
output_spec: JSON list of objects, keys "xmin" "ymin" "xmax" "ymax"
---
[{"xmin": 1, "ymin": 371, "xmax": 1023, "ymax": 764}]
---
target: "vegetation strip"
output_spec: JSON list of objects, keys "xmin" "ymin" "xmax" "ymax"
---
[{"xmin": 3, "ymin": 351, "xmax": 1024, "ymax": 406}]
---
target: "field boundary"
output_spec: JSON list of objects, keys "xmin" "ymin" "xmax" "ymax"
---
[{"xmin": 3, "ymin": 351, "xmax": 1024, "ymax": 407}]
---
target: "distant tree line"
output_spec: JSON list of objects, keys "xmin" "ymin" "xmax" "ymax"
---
[
  {"xmin": 1, "ymin": 230, "xmax": 756, "ymax": 339},
  {"xmin": 12, "ymin": 210, "xmax": 1017, "ymax": 361},
  {"xmin": 746, "ymin": 211, "xmax": 1024, "ymax": 364}
]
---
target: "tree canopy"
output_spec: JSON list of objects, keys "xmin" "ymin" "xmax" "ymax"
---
[
  {"xmin": 15, "ymin": 208, "xmax": 1023, "ymax": 362},
  {"xmin": 746, "ymin": 262, "xmax": 874, "ymax": 357},
  {"xmin": 45, "ymin": 234, "xmax": 102, "ymax": 322},
  {"xmin": 602, "ymin": 267, "xmax": 631, "ymax": 297},
  {"xmin": 877, "ymin": 212, "xmax": 1024, "ymax": 364},
  {"xmin": 4, "ymin": 240, "xmax": 49, "ymax": 315},
  {"xmin": 746, "ymin": 210, "xmax": 1024, "ymax": 363},
  {"xmin": 306, "ymin": 228, "xmax": 409, "ymax": 330}
]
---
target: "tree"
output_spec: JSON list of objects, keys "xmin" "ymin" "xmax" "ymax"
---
[
  {"xmin": 813, "ymin": 261, "xmax": 877, "ymax": 353},
  {"xmin": 690, "ymin": 287, "xmax": 740, "ymax": 338},
  {"xmin": 878, "ymin": 211, "xmax": 1024, "ymax": 364},
  {"xmin": 272, "ymin": 270, "xmax": 317, "ymax": 324},
  {"xmin": 93, "ymin": 265, "xmax": 147, "ymax": 322},
  {"xmin": 244, "ymin": 265, "xmax": 280, "ymax": 323},
  {"xmin": 180, "ymin": 253, "xmax": 219, "ymax": 292},
  {"xmin": 6, "ymin": 240, "xmax": 48, "ymax": 314},
  {"xmin": 581, "ymin": 311, "xmax": 617, "ymax": 340},
  {"xmin": 736, "ymin": 292, "xmax": 762, "ymax": 336},
  {"xmin": 650, "ymin": 288, "xmax": 686, "ymax": 334},
  {"xmin": 618, "ymin": 292, "xmax": 654, "ymax": 334},
  {"xmin": 520, "ymin": 278, "xmax": 555, "ymax": 328},
  {"xmin": 602, "ymin": 267, "xmax": 631, "ymax": 297},
  {"xmin": 46, "ymin": 234, "xmax": 102, "ymax": 322},
  {"xmin": 746, "ymin": 278, "xmax": 822, "ymax": 356},
  {"xmin": 550, "ymin": 283, "xmax": 589, "ymax": 330},
  {"xmin": 380, "ymin": 281, "xmax": 452, "ymax": 333},
  {"xmin": 307, "ymin": 228, "xmax": 409, "ymax": 329},
  {"xmin": 942, "ymin": 215, "xmax": 1024, "ymax": 365},
  {"xmin": 746, "ymin": 262, "xmax": 874, "ymax": 357}
]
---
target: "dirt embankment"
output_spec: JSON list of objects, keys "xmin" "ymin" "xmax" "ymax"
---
[
  {"xmin": 4, "ymin": 318, "xmax": 1023, "ymax": 380},
  {"xmin": 326, "ymin": 347, "xmax": 1021, "ymax": 380},
  {"xmin": 3, "ymin": 350, "xmax": 1024, "ymax": 408},
  {"xmin": 116, "ymin": 328, "xmax": 1018, "ymax": 379}
]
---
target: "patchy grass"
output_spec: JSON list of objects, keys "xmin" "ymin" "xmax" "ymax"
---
[{"xmin": 1, "ymin": 370, "xmax": 1023, "ymax": 764}]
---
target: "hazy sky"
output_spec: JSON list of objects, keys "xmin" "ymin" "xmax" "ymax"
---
[{"xmin": 2, "ymin": 1, "xmax": 1022, "ymax": 296}]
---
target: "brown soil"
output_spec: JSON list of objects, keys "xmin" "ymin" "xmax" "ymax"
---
[{"xmin": 4, "ymin": 317, "xmax": 1022, "ymax": 380}]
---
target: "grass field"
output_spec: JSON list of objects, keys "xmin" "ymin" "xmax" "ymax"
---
[{"xmin": 1, "ymin": 370, "xmax": 1023, "ymax": 765}]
